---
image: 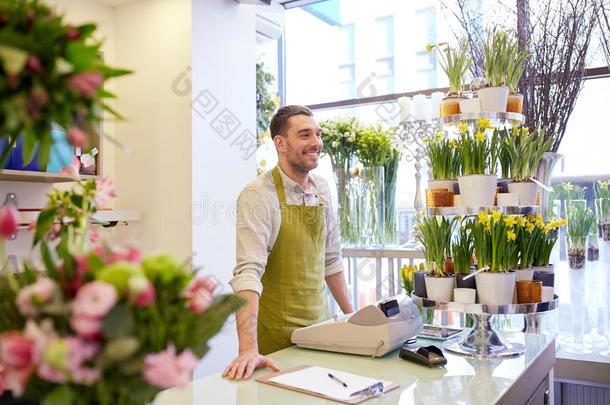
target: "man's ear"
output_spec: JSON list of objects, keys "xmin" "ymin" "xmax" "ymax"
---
[{"xmin": 274, "ymin": 135, "xmax": 284, "ymax": 152}]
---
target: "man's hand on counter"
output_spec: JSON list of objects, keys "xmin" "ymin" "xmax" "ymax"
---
[{"xmin": 222, "ymin": 349, "xmax": 279, "ymax": 380}]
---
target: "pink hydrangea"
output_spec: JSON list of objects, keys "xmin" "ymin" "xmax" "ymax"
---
[
  {"xmin": 16, "ymin": 279, "xmax": 57, "ymax": 317},
  {"xmin": 185, "ymin": 277, "xmax": 216, "ymax": 314},
  {"xmin": 0, "ymin": 204, "xmax": 19, "ymax": 238},
  {"xmin": 73, "ymin": 281, "xmax": 118, "ymax": 318},
  {"xmin": 142, "ymin": 344, "xmax": 198, "ymax": 389}
]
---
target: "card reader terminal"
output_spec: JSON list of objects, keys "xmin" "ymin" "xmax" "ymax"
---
[{"xmin": 399, "ymin": 343, "xmax": 447, "ymax": 367}]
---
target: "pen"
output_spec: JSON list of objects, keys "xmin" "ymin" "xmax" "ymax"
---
[{"xmin": 328, "ymin": 373, "xmax": 348, "ymax": 387}]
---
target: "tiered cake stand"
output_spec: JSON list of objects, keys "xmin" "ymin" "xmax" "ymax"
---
[{"xmin": 411, "ymin": 294, "xmax": 559, "ymax": 358}]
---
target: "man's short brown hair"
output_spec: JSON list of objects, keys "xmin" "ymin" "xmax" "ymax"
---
[{"xmin": 269, "ymin": 105, "xmax": 313, "ymax": 139}]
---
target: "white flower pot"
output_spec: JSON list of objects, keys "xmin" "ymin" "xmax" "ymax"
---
[
  {"xmin": 428, "ymin": 179, "xmax": 459, "ymax": 194},
  {"xmin": 497, "ymin": 193, "xmax": 519, "ymax": 206},
  {"xmin": 478, "ymin": 86, "xmax": 509, "ymax": 112},
  {"xmin": 424, "ymin": 275, "xmax": 454, "ymax": 302},
  {"xmin": 512, "ymin": 267, "xmax": 534, "ymax": 304},
  {"xmin": 541, "ymin": 286, "xmax": 554, "ymax": 302},
  {"xmin": 508, "ymin": 181, "xmax": 538, "ymax": 206},
  {"xmin": 532, "ymin": 264, "xmax": 554, "ymax": 273},
  {"xmin": 475, "ymin": 271, "xmax": 516, "ymax": 305},
  {"xmin": 459, "ymin": 98, "xmax": 481, "ymax": 113},
  {"xmin": 458, "ymin": 174, "xmax": 497, "ymax": 207},
  {"xmin": 454, "ymin": 288, "xmax": 476, "ymax": 304}
]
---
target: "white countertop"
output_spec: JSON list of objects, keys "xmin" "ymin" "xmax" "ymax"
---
[{"xmin": 155, "ymin": 332, "xmax": 554, "ymax": 405}]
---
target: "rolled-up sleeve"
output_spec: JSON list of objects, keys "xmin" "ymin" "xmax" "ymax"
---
[
  {"xmin": 229, "ymin": 186, "xmax": 273, "ymax": 296},
  {"xmin": 318, "ymin": 178, "xmax": 345, "ymax": 277}
]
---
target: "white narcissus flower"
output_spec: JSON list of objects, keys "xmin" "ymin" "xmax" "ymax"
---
[{"xmin": 331, "ymin": 141, "xmax": 339, "ymax": 148}]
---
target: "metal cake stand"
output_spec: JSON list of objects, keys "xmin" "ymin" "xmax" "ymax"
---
[{"xmin": 411, "ymin": 294, "xmax": 559, "ymax": 358}]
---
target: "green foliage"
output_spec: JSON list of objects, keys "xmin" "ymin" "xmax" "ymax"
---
[
  {"xmin": 505, "ymin": 36, "xmax": 530, "ymax": 93},
  {"xmin": 501, "ymin": 125, "xmax": 552, "ymax": 181},
  {"xmin": 456, "ymin": 122, "xmax": 500, "ymax": 176},
  {"xmin": 483, "ymin": 27, "xmax": 510, "ymax": 87},
  {"xmin": 427, "ymin": 40, "xmax": 471, "ymax": 95},
  {"xmin": 416, "ymin": 215, "xmax": 456, "ymax": 276},
  {"xmin": 451, "ymin": 224, "xmax": 473, "ymax": 274},
  {"xmin": 425, "ymin": 133, "xmax": 461, "ymax": 180},
  {"xmin": 256, "ymin": 62, "xmax": 278, "ymax": 146},
  {"xmin": 356, "ymin": 123, "xmax": 394, "ymax": 167},
  {"xmin": 319, "ymin": 116, "xmax": 363, "ymax": 170},
  {"xmin": 466, "ymin": 210, "xmax": 517, "ymax": 272},
  {"xmin": 0, "ymin": 0, "xmax": 132, "ymax": 167}
]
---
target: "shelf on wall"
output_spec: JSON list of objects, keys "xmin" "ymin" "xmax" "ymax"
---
[
  {"xmin": 18, "ymin": 209, "xmax": 143, "ymax": 227},
  {"xmin": 0, "ymin": 169, "xmax": 99, "ymax": 183}
]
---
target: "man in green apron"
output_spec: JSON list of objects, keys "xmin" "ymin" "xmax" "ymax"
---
[{"xmin": 223, "ymin": 105, "xmax": 354, "ymax": 380}]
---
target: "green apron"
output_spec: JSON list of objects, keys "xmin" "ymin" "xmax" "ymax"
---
[{"xmin": 257, "ymin": 167, "xmax": 330, "ymax": 355}]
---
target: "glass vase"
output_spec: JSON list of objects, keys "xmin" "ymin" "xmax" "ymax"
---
[
  {"xmin": 384, "ymin": 178, "xmax": 398, "ymax": 245},
  {"xmin": 587, "ymin": 234, "xmax": 600, "ymax": 261},
  {"xmin": 333, "ymin": 166, "xmax": 355, "ymax": 246},
  {"xmin": 595, "ymin": 198, "xmax": 610, "ymax": 241},
  {"xmin": 360, "ymin": 166, "xmax": 385, "ymax": 247},
  {"xmin": 566, "ymin": 234, "xmax": 587, "ymax": 269},
  {"xmin": 564, "ymin": 199, "xmax": 587, "ymax": 220}
]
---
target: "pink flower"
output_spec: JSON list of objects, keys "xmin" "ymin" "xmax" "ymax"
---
[
  {"xmin": 92, "ymin": 245, "xmax": 141, "ymax": 265},
  {"xmin": 184, "ymin": 277, "xmax": 216, "ymax": 314},
  {"xmin": 31, "ymin": 86, "xmax": 48, "ymax": 106},
  {"xmin": 37, "ymin": 337, "xmax": 100, "ymax": 385},
  {"xmin": 73, "ymin": 281, "xmax": 118, "ymax": 318},
  {"xmin": 66, "ymin": 127, "xmax": 88, "ymax": 148},
  {"xmin": 142, "ymin": 344, "xmax": 198, "ymax": 389},
  {"xmin": 88, "ymin": 231, "xmax": 100, "ymax": 243},
  {"xmin": 0, "ymin": 332, "xmax": 34, "ymax": 370},
  {"xmin": 65, "ymin": 71, "xmax": 103, "ymax": 98},
  {"xmin": 94, "ymin": 177, "xmax": 117, "ymax": 209},
  {"xmin": 60, "ymin": 156, "xmax": 81, "ymax": 177},
  {"xmin": 70, "ymin": 315, "xmax": 103, "ymax": 340},
  {"xmin": 65, "ymin": 26, "xmax": 81, "ymax": 40},
  {"xmin": 0, "ymin": 332, "xmax": 35, "ymax": 396},
  {"xmin": 0, "ymin": 204, "xmax": 19, "ymax": 238},
  {"xmin": 26, "ymin": 55, "xmax": 43, "ymax": 75},
  {"xmin": 16, "ymin": 279, "xmax": 57, "ymax": 317},
  {"xmin": 131, "ymin": 283, "xmax": 155, "ymax": 308}
]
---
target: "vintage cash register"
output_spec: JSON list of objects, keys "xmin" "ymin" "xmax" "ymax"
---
[{"xmin": 291, "ymin": 295, "xmax": 423, "ymax": 357}]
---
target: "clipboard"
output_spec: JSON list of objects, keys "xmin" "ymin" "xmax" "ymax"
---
[{"xmin": 255, "ymin": 365, "xmax": 400, "ymax": 404}]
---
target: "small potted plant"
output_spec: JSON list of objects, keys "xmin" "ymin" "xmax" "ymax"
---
[
  {"xmin": 479, "ymin": 28, "xmax": 510, "ymax": 112},
  {"xmin": 416, "ymin": 216, "xmax": 456, "ymax": 302},
  {"xmin": 532, "ymin": 218, "xmax": 566, "ymax": 273},
  {"xmin": 565, "ymin": 205, "xmax": 596, "ymax": 269},
  {"xmin": 452, "ymin": 224, "xmax": 476, "ymax": 292},
  {"xmin": 425, "ymin": 132, "xmax": 461, "ymax": 199},
  {"xmin": 514, "ymin": 215, "xmax": 545, "ymax": 283},
  {"xmin": 594, "ymin": 180, "xmax": 610, "ymax": 241},
  {"xmin": 427, "ymin": 41, "xmax": 471, "ymax": 117},
  {"xmin": 467, "ymin": 210, "xmax": 517, "ymax": 305},
  {"xmin": 503, "ymin": 126, "xmax": 553, "ymax": 205},
  {"xmin": 456, "ymin": 119, "xmax": 501, "ymax": 207},
  {"xmin": 505, "ymin": 36, "xmax": 530, "ymax": 113}
]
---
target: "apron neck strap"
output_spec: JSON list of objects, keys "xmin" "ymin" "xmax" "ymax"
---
[{"xmin": 272, "ymin": 166, "xmax": 287, "ymax": 204}]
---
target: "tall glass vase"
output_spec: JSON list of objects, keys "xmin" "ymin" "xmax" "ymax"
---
[
  {"xmin": 384, "ymin": 150, "xmax": 401, "ymax": 246},
  {"xmin": 536, "ymin": 152, "xmax": 562, "ymax": 221},
  {"xmin": 360, "ymin": 166, "xmax": 385, "ymax": 247},
  {"xmin": 332, "ymin": 166, "xmax": 355, "ymax": 246}
]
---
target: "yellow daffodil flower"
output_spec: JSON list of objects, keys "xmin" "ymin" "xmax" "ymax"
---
[
  {"xmin": 507, "ymin": 230, "xmax": 517, "ymax": 241},
  {"xmin": 449, "ymin": 140, "xmax": 457, "ymax": 149},
  {"xmin": 526, "ymin": 222, "xmax": 535, "ymax": 233},
  {"xmin": 484, "ymin": 222, "xmax": 492, "ymax": 232},
  {"xmin": 458, "ymin": 122, "xmax": 468, "ymax": 133},
  {"xmin": 558, "ymin": 219, "xmax": 567, "ymax": 226},
  {"xmin": 504, "ymin": 216, "xmax": 517, "ymax": 227},
  {"xmin": 523, "ymin": 127, "xmax": 529, "ymax": 134},
  {"xmin": 477, "ymin": 118, "xmax": 492, "ymax": 129},
  {"xmin": 419, "ymin": 263, "xmax": 425, "ymax": 271},
  {"xmin": 564, "ymin": 182, "xmax": 574, "ymax": 191},
  {"xmin": 511, "ymin": 127, "xmax": 519, "ymax": 135},
  {"xmin": 475, "ymin": 131, "xmax": 486, "ymax": 143},
  {"xmin": 426, "ymin": 44, "xmax": 434, "ymax": 53},
  {"xmin": 544, "ymin": 225, "xmax": 552, "ymax": 233},
  {"xmin": 422, "ymin": 137, "xmax": 429, "ymax": 143},
  {"xmin": 435, "ymin": 132, "xmax": 444, "ymax": 142},
  {"xmin": 516, "ymin": 216, "xmax": 526, "ymax": 227},
  {"xmin": 491, "ymin": 210, "xmax": 502, "ymax": 222},
  {"xmin": 478, "ymin": 211, "xmax": 489, "ymax": 225}
]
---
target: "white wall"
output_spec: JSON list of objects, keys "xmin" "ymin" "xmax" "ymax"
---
[
  {"xmin": 113, "ymin": 0, "xmax": 192, "ymax": 257},
  {"xmin": 191, "ymin": 0, "xmax": 257, "ymax": 377}
]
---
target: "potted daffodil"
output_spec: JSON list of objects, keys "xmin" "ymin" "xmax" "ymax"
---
[
  {"xmin": 479, "ymin": 28, "xmax": 510, "ymax": 112},
  {"xmin": 416, "ymin": 216, "xmax": 456, "ymax": 301},
  {"xmin": 425, "ymin": 132, "xmax": 461, "ymax": 199},
  {"xmin": 427, "ymin": 41, "xmax": 471, "ymax": 117}
]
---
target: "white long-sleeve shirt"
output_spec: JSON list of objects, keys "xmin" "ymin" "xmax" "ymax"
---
[{"xmin": 229, "ymin": 167, "xmax": 344, "ymax": 296}]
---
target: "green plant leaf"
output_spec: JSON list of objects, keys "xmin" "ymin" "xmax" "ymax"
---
[
  {"xmin": 33, "ymin": 207, "xmax": 58, "ymax": 246},
  {"xmin": 42, "ymin": 383, "xmax": 75, "ymax": 405},
  {"xmin": 64, "ymin": 41, "xmax": 101, "ymax": 71},
  {"xmin": 126, "ymin": 377, "xmax": 162, "ymax": 404},
  {"xmin": 103, "ymin": 304, "xmax": 135, "ymax": 340},
  {"xmin": 0, "ymin": 44, "xmax": 28, "ymax": 74},
  {"xmin": 40, "ymin": 241, "xmax": 59, "ymax": 280}
]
